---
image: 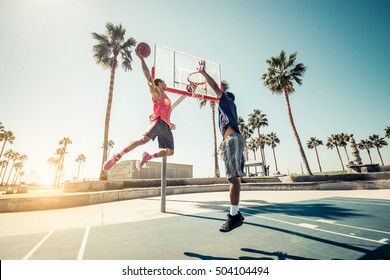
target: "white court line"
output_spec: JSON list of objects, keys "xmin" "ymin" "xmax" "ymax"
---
[
  {"xmin": 22, "ymin": 231, "xmax": 53, "ymax": 260},
  {"xmin": 245, "ymin": 208, "xmax": 390, "ymax": 235},
  {"xmin": 324, "ymin": 198, "xmax": 390, "ymax": 206},
  {"xmin": 248, "ymin": 213, "xmax": 388, "ymax": 244},
  {"xmin": 77, "ymin": 226, "xmax": 90, "ymax": 260}
]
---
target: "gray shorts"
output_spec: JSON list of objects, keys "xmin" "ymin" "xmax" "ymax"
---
[
  {"xmin": 144, "ymin": 118, "xmax": 174, "ymax": 150},
  {"xmin": 221, "ymin": 133, "xmax": 246, "ymax": 179}
]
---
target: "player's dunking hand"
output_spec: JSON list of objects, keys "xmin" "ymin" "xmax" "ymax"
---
[{"xmin": 198, "ymin": 60, "xmax": 206, "ymax": 73}]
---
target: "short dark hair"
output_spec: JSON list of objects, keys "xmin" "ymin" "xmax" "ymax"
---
[
  {"xmin": 226, "ymin": 91, "xmax": 235, "ymax": 102},
  {"xmin": 154, "ymin": 78, "xmax": 163, "ymax": 86}
]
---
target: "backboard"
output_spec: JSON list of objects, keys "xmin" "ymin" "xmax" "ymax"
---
[{"xmin": 152, "ymin": 44, "xmax": 221, "ymax": 102}]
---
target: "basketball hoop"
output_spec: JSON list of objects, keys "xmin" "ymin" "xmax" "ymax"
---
[{"xmin": 187, "ymin": 72, "xmax": 207, "ymax": 99}]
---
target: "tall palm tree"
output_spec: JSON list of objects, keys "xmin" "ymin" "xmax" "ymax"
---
[
  {"xmin": 357, "ymin": 139, "xmax": 374, "ymax": 164},
  {"xmin": 265, "ymin": 132, "xmax": 280, "ymax": 173},
  {"xmin": 368, "ymin": 134, "xmax": 387, "ymax": 165},
  {"xmin": 0, "ymin": 130, "xmax": 15, "ymax": 159},
  {"xmin": 261, "ymin": 50, "xmax": 312, "ymax": 175},
  {"xmin": 326, "ymin": 134, "xmax": 345, "ymax": 171},
  {"xmin": 75, "ymin": 154, "xmax": 87, "ymax": 182},
  {"xmin": 307, "ymin": 137, "xmax": 324, "ymax": 172},
  {"xmin": 248, "ymin": 109, "xmax": 268, "ymax": 167},
  {"xmin": 92, "ymin": 22, "xmax": 137, "ymax": 180},
  {"xmin": 385, "ymin": 125, "xmax": 390, "ymax": 139}
]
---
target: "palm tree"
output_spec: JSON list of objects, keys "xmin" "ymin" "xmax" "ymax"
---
[
  {"xmin": 326, "ymin": 134, "xmax": 345, "ymax": 171},
  {"xmin": 92, "ymin": 22, "xmax": 137, "ymax": 180},
  {"xmin": 385, "ymin": 125, "xmax": 390, "ymax": 139},
  {"xmin": 238, "ymin": 116, "xmax": 253, "ymax": 161},
  {"xmin": 265, "ymin": 132, "xmax": 280, "ymax": 173},
  {"xmin": 1, "ymin": 150, "xmax": 14, "ymax": 185},
  {"xmin": 307, "ymin": 137, "xmax": 324, "ymax": 172},
  {"xmin": 101, "ymin": 140, "xmax": 115, "ymax": 157},
  {"xmin": 0, "ymin": 160, "xmax": 7, "ymax": 182},
  {"xmin": 11, "ymin": 154, "xmax": 27, "ymax": 185},
  {"xmin": 75, "ymin": 154, "xmax": 87, "ymax": 182},
  {"xmin": 248, "ymin": 138, "xmax": 259, "ymax": 160},
  {"xmin": 357, "ymin": 139, "xmax": 374, "ymax": 164},
  {"xmin": 53, "ymin": 146, "xmax": 66, "ymax": 188},
  {"xmin": 199, "ymin": 81, "xmax": 230, "ymax": 178},
  {"xmin": 261, "ymin": 50, "xmax": 312, "ymax": 175},
  {"xmin": 0, "ymin": 122, "xmax": 4, "ymax": 133},
  {"xmin": 368, "ymin": 134, "xmax": 388, "ymax": 165},
  {"xmin": 53, "ymin": 137, "xmax": 72, "ymax": 187},
  {"xmin": 248, "ymin": 109, "xmax": 268, "ymax": 167},
  {"xmin": 238, "ymin": 116, "xmax": 253, "ymax": 176},
  {"xmin": 5, "ymin": 151, "xmax": 19, "ymax": 186},
  {"xmin": 339, "ymin": 133, "xmax": 351, "ymax": 163},
  {"xmin": 0, "ymin": 130, "xmax": 15, "ymax": 159}
]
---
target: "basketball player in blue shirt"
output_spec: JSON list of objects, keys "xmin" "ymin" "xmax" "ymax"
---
[{"xmin": 198, "ymin": 60, "xmax": 246, "ymax": 232}]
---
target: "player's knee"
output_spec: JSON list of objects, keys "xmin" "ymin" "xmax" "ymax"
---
[{"xmin": 166, "ymin": 149, "xmax": 174, "ymax": 156}]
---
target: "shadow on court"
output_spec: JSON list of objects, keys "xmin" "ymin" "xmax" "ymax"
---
[
  {"xmin": 184, "ymin": 248, "xmax": 315, "ymax": 260},
  {"xmin": 170, "ymin": 198, "xmax": 390, "ymax": 260}
]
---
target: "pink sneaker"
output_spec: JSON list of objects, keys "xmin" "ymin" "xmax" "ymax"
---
[
  {"xmin": 102, "ymin": 153, "xmax": 122, "ymax": 172},
  {"xmin": 138, "ymin": 152, "xmax": 151, "ymax": 170}
]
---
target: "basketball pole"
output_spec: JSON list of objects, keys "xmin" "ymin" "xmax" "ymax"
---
[
  {"xmin": 161, "ymin": 156, "xmax": 167, "ymax": 212},
  {"xmin": 161, "ymin": 95, "xmax": 187, "ymax": 213}
]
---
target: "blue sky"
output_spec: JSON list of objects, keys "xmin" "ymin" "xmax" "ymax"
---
[{"xmin": 1, "ymin": 0, "xmax": 389, "ymax": 183}]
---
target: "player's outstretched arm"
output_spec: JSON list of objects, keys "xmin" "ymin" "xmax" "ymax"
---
[
  {"xmin": 136, "ymin": 48, "xmax": 161, "ymax": 101},
  {"xmin": 136, "ymin": 48, "xmax": 153, "ymax": 86},
  {"xmin": 198, "ymin": 60, "xmax": 223, "ymax": 99}
]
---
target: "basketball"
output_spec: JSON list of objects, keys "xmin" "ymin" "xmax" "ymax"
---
[{"xmin": 136, "ymin": 42, "xmax": 151, "ymax": 58}]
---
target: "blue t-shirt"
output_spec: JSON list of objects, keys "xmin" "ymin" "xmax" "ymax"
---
[{"xmin": 218, "ymin": 92, "xmax": 240, "ymax": 136}]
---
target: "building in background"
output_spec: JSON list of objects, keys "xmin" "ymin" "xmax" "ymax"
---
[{"xmin": 107, "ymin": 160, "xmax": 193, "ymax": 180}]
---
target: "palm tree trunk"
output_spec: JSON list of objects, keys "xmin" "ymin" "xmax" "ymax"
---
[
  {"xmin": 5, "ymin": 161, "xmax": 15, "ymax": 186},
  {"xmin": 366, "ymin": 150, "xmax": 373, "ymax": 164},
  {"xmin": 1, "ymin": 163, "xmax": 9, "ymax": 186},
  {"xmin": 284, "ymin": 92, "xmax": 313, "ymax": 175},
  {"xmin": 335, "ymin": 146, "xmax": 345, "ymax": 171},
  {"xmin": 376, "ymin": 147, "xmax": 385, "ymax": 165},
  {"xmin": 100, "ymin": 61, "xmax": 117, "ymax": 180},
  {"xmin": 257, "ymin": 129, "xmax": 266, "ymax": 167},
  {"xmin": 343, "ymin": 146, "xmax": 350, "ymax": 163},
  {"xmin": 77, "ymin": 162, "xmax": 81, "ymax": 182},
  {"xmin": 314, "ymin": 146, "xmax": 322, "ymax": 172},
  {"xmin": 272, "ymin": 147, "xmax": 278, "ymax": 171},
  {"xmin": 211, "ymin": 104, "xmax": 220, "ymax": 177},
  {"xmin": 0, "ymin": 141, "xmax": 7, "ymax": 159}
]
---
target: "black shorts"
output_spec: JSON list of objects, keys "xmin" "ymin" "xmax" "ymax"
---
[{"xmin": 144, "ymin": 118, "xmax": 174, "ymax": 150}]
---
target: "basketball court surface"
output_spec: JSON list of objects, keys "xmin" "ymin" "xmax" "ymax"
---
[{"xmin": 0, "ymin": 189, "xmax": 389, "ymax": 260}]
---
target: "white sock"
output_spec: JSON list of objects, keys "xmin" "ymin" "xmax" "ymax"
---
[{"xmin": 230, "ymin": 205, "xmax": 239, "ymax": 216}]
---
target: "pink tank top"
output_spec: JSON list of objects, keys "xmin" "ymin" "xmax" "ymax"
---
[{"xmin": 149, "ymin": 90, "xmax": 172, "ymax": 126}]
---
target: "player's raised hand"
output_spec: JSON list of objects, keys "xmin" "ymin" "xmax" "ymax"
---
[{"xmin": 198, "ymin": 60, "xmax": 206, "ymax": 73}]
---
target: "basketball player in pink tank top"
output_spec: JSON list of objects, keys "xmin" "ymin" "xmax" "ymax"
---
[{"xmin": 102, "ymin": 48, "xmax": 175, "ymax": 173}]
